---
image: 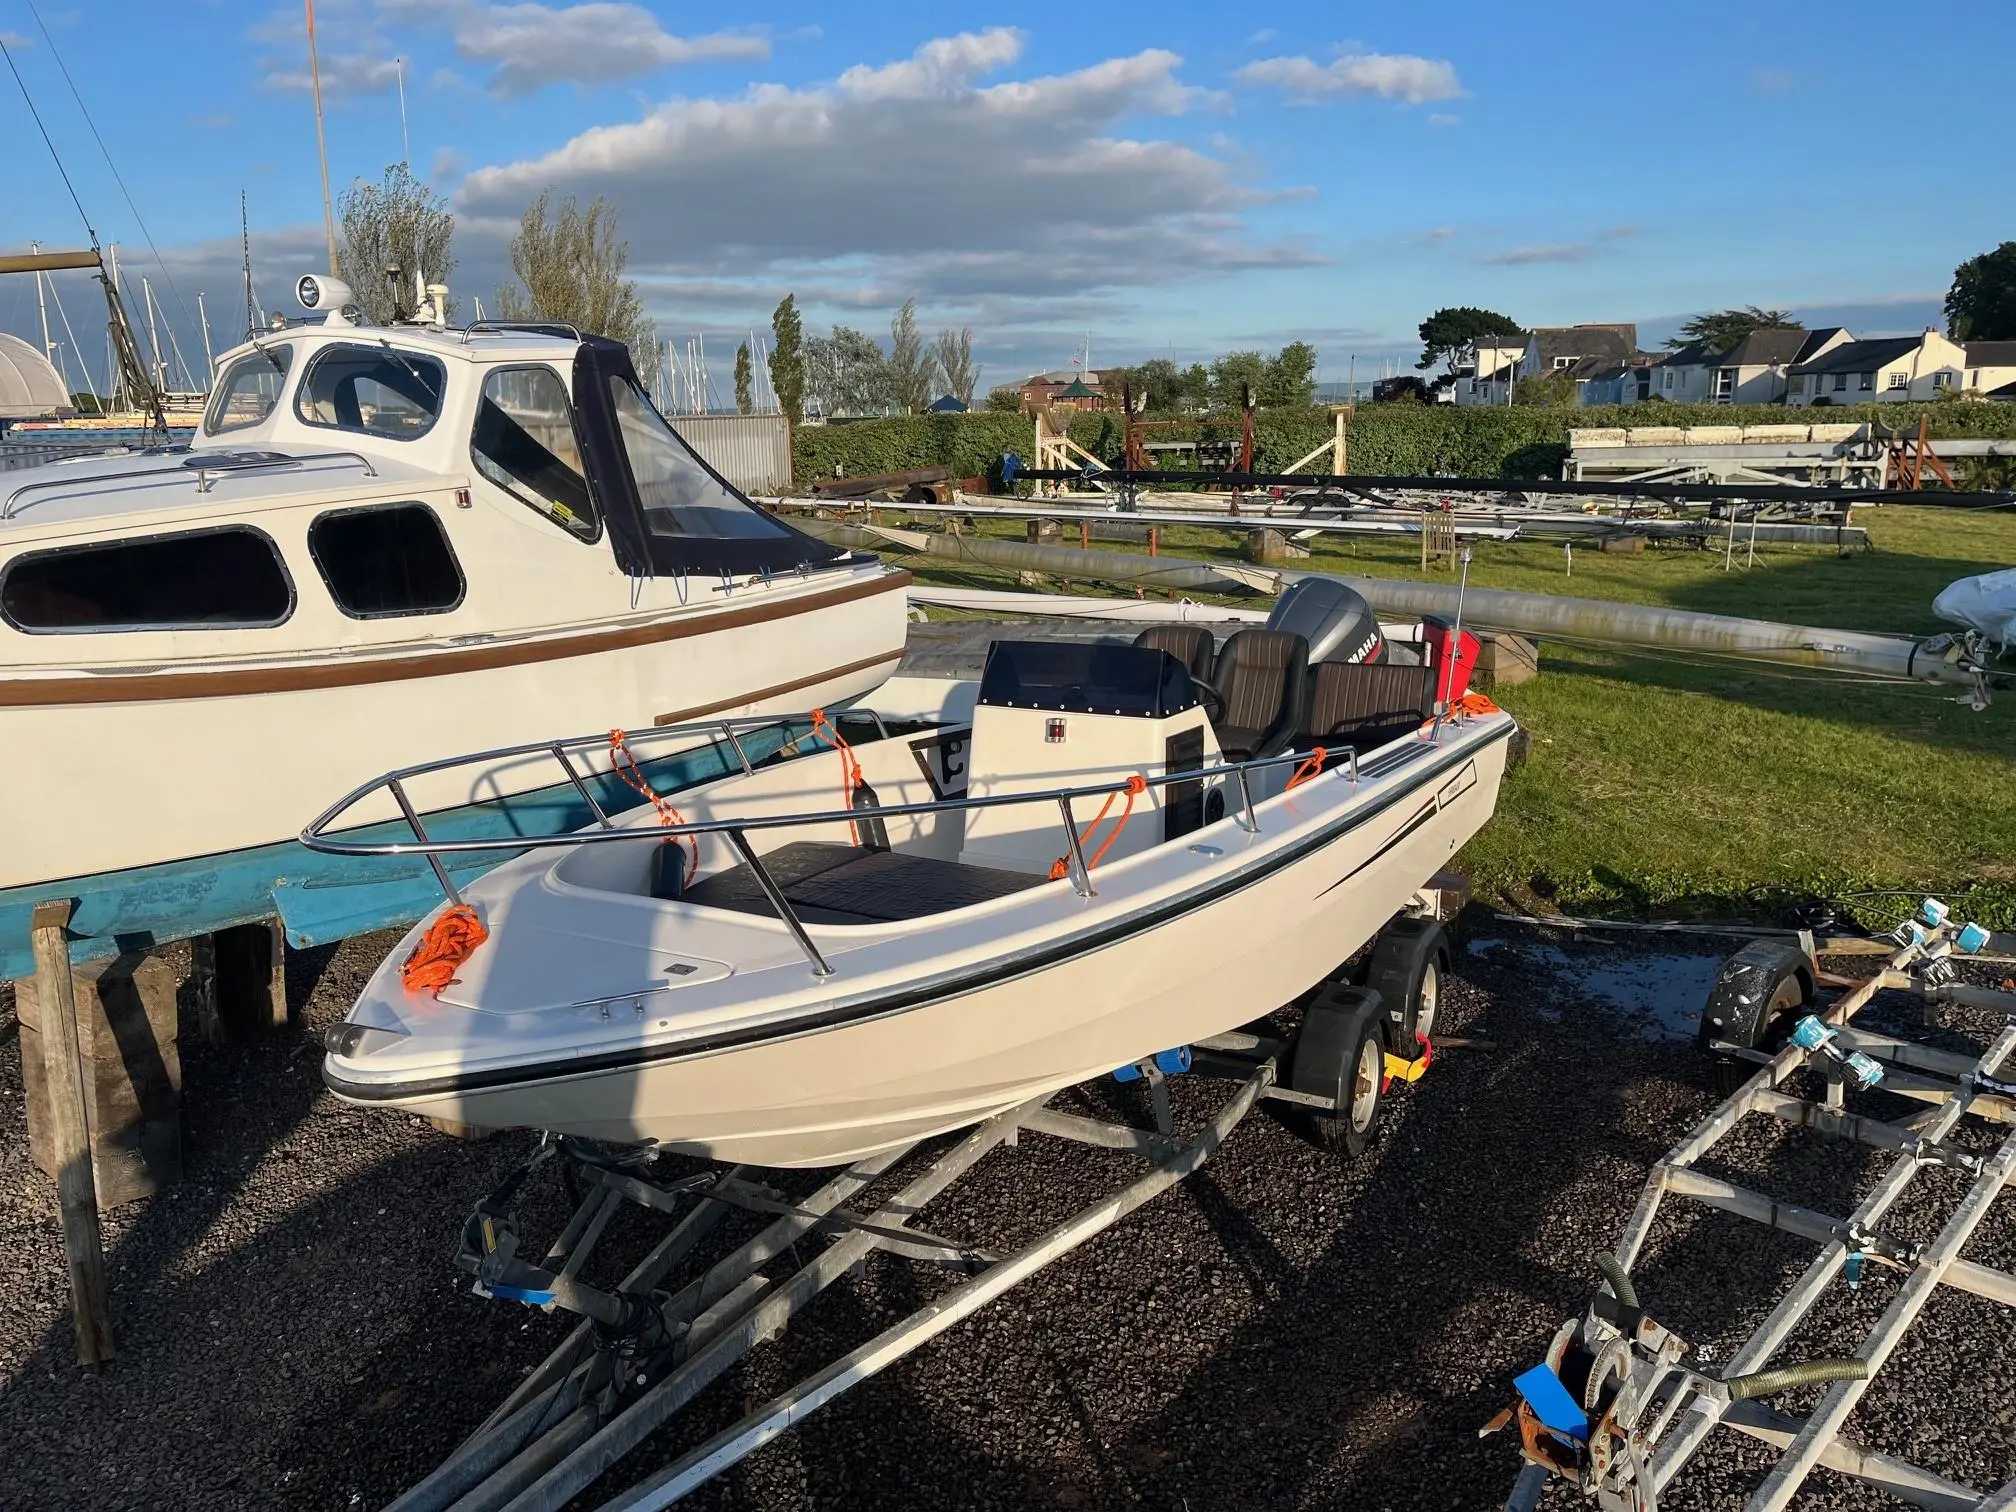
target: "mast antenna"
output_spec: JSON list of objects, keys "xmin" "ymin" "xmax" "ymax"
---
[
  {"xmin": 306, "ymin": 0, "xmax": 340, "ymax": 275},
  {"xmin": 241, "ymin": 191, "xmax": 259, "ymax": 335},
  {"xmin": 396, "ymin": 57, "xmax": 411, "ymax": 166}
]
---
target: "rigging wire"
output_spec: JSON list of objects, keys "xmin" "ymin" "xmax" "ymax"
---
[
  {"xmin": 26, "ymin": 0, "xmax": 204, "ymax": 370},
  {"xmin": 0, "ymin": 30, "xmax": 96, "ymax": 242}
]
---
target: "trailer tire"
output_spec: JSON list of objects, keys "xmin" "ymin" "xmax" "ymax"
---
[
  {"xmin": 1290, "ymin": 986, "xmax": 1388, "ymax": 1159},
  {"xmin": 1699, "ymin": 940, "xmax": 1814, "ymax": 1098},
  {"xmin": 1365, "ymin": 916, "xmax": 1448, "ymax": 1062}
]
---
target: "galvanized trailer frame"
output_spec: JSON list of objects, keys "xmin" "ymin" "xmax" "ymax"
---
[
  {"xmin": 386, "ymin": 1041, "xmax": 1301, "ymax": 1512},
  {"xmin": 1503, "ymin": 917, "xmax": 2016, "ymax": 1512}
]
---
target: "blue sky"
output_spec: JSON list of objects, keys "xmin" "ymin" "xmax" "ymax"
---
[{"xmin": 2, "ymin": 0, "xmax": 2007, "ymax": 396}]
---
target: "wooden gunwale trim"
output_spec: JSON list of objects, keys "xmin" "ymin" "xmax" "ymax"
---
[
  {"xmin": 651, "ymin": 649, "xmax": 904, "ymax": 726},
  {"xmin": 0, "ymin": 569, "xmax": 911, "ymax": 707}
]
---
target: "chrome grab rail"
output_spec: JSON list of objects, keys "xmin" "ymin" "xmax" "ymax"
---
[
  {"xmin": 298, "ymin": 709, "xmax": 1378, "ymax": 980},
  {"xmin": 2, "ymin": 449, "xmax": 382, "ymax": 517}
]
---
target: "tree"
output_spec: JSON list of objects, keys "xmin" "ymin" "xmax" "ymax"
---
[
  {"xmin": 496, "ymin": 189, "xmax": 656, "ymax": 381},
  {"xmin": 340, "ymin": 162, "xmax": 455, "ymax": 325},
  {"xmin": 1945, "ymin": 242, "xmax": 2016, "ymax": 341},
  {"xmin": 1665, "ymin": 306, "xmax": 1800, "ymax": 352},
  {"xmin": 984, "ymin": 384, "xmax": 1023, "ymax": 412},
  {"xmin": 733, "ymin": 342, "xmax": 754, "ymax": 414},
  {"xmin": 1260, "ymin": 341, "xmax": 1318, "ymax": 407},
  {"xmin": 769, "ymin": 294, "xmax": 805, "ymax": 425},
  {"xmin": 1512, "ymin": 371, "xmax": 1576, "ymax": 406},
  {"xmin": 804, "ymin": 326, "xmax": 890, "ymax": 417},
  {"xmin": 934, "ymin": 327, "xmax": 979, "ymax": 406},
  {"xmin": 1417, "ymin": 307, "xmax": 1523, "ymax": 374},
  {"xmin": 886, "ymin": 298, "xmax": 937, "ymax": 413},
  {"xmin": 1208, "ymin": 350, "xmax": 1266, "ymax": 411}
]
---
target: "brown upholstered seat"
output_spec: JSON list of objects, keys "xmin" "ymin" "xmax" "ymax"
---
[
  {"xmin": 1211, "ymin": 628, "xmax": 1310, "ymax": 760},
  {"xmin": 1297, "ymin": 661, "xmax": 1435, "ymax": 756}
]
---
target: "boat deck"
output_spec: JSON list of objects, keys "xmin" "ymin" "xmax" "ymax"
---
[{"xmin": 681, "ymin": 840, "xmax": 1042, "ymax": 926}]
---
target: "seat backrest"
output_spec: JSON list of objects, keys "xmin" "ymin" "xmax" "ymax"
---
[
  {"xmin": 1130, "ymin": 624, "xmax": 1216, "ymax": 685},
  {"xmin": 1212, "ymin": 628, "xmax": 1310, "ymax": 758},
  {"xmin": 1300, "ymin": 661, "xmax": 1436, "ymax": 753}
]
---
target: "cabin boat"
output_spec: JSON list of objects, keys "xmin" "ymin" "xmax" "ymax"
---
[
  {"xmin": 313, "ymin": 582, "xmax": 1517, "ymax": 1167},
  {"xmin": 0, "ymin": 276, "xmax": 907, "ymax": 979}
]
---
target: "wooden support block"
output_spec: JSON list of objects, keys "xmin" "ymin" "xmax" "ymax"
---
[
  {"xmin": 192, "ymin": 919, "xmax": 288, "ymax": 1043},
  {"xmin": 1473, "ymin": 631, "xmax": 1540, "ymax": 689},
  {"xmin": 426, "ymin": 1116, "xmax": 498, "ymax": 1140},
  {"xmin": 1026, "ymin": 518, "xmax": 1061, "ymax": 544},
  {"xmin": 26, "ymin": 900, "xmax": 116, "ymax": 1366},
  {"xmin": 1246, "ymin": 528, "xmax": 1310, "ymax": 563},
  {"xmin": 1599, "ymin": 533, "xmax": 1646, "ymax": 553},
  {"xmin": 18, "ymin": 949, "xmax": 182, "ymax": 1209}
]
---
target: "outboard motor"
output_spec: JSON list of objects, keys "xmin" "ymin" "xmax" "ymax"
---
[{"xmin": 1267, "ymin": 578, "xmax": 1386, "ymax": 665}]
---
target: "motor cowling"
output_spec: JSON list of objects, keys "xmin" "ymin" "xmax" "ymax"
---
[{"xmin": 1266, "ymin": 578, "xmax": 1386, "ymax": 665}]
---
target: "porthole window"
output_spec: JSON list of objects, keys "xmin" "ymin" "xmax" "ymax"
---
[
  {"xmin": 1, "ymin": 527, "xmax": 293, "ymax": 632},
  {"xmin": 309, "ymin": 503, "xmax": 465, "ymax": 619},
  {"xmin": 296, "ymin": 344, "xmax": 446, "ymax": 440}
]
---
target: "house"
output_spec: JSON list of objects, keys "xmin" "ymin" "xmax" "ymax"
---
[
  {"xmin": 1016, "ymin": 369, "xmax": 1106, "ymax": 412},
  {"xmin": 1450, "ymin": 340, "xmax": 1527, "ymax": 407},
  {"xmin": 1963, "ymin": 341, "xmax": 2016, "ymax": 397},
  {"xmin": 1578, "ymin": 357, "xmax": 1661, "ymax": 406},
  {"xmin": 1648, "ymin": 328, "xmax": 1851, "ymax": 405},
  {"xmin": 1786, "ymin": 328, "xmax": 1968, "ymax": 406}
]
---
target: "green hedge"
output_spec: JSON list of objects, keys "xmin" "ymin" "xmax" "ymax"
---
[{"xmin": 790, "ymin": 401, "xmax": 2016, "ymax": 487}]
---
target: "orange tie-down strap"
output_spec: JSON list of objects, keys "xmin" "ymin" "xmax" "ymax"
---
[
  {"xmin": 1048, "ymin": 774, "xmax": 1149, "ymax": 882},
  {"xmin": 609, "ymin": 728, "xmax": 700, "ymax": 888}
]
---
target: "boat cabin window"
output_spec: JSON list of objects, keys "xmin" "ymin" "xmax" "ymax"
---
[
  {"xmin": 295, "ymin": 344, "xmax": 446, "ymax": 440},
  {"xmin": 0, "ymin": 526, "xmax": 293, "ymax": 633},
  {"xmin": 309, "ymin": 502, "xmax": 465, "ymax": 619},
  {"xmin": 471, "ymin": 366, "xmax": 598, "ymax": 540},
  {"xmin": 203, "ymin": 346, "xmax": 293, "ymax": 435},
  {"xmin": 608, "ymin": 379, "xmax": 792, "ymax": 541}
]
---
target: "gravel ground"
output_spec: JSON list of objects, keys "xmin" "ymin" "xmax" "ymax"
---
[{"xmin": 2, "ymin": 922, "xmax": 2011, "ymax": 1511}]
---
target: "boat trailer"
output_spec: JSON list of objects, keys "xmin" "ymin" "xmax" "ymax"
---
[
  {"xmin": 380, "ymin": 947, "xmax": 1454, "ymax": 1512},
  {"xmin": 1494, "ymin": 903, "xmax": 2016, "ymax": 1511}
]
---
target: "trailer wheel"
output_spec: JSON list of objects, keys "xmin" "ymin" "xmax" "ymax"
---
[
  {"xmin": 1699, "ymin": 940, "xmax": 1815, "ymax": 1098},
  {"xmin": 1290, "ymin": 985, "xmax": 1388, "ymax": 1158},
  {"xmin": 1366, "ymin": 916, "xmax": 1448, "ymax": 1062}
]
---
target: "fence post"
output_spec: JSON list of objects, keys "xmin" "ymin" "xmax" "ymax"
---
[{"xmin": 28, "ymin": 899, "xmax": 116, "ymax": 1367}]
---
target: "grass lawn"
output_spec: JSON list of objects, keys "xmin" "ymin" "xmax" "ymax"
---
[{"xmin": 900, "ymin": 503, "xmax": 2016, "ymax": 929}]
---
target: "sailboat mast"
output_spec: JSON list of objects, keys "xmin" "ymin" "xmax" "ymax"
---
[
  {"xmin": 306, "ymin": 0, "xmax": 339, "ymax": 275},
  {"xmin": 32, "ymin": 241, "xmax": 53, "ymax": 364},
  {"xmin": 198, "ymin": 293, "xmax": 215, "ymax": 387},
  {"xmin": 142, "ymin": 275, "xmax": 165, "ymax": 391}
]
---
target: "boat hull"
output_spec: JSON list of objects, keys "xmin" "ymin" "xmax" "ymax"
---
[
  {"xmin": 361, "ymin": 725, "xmax": 1512, "ymax": 1166},
  {"xmin": 0, "ymin": 568, "xmax": 907, "ymax": 976}
]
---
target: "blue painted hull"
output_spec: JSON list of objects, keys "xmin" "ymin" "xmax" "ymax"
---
[{"xmin": 0, "ymin": 724, "xmax": 801, "ymax": 981}]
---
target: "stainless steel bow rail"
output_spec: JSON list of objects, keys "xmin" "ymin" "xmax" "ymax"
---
[
  {"xmin": 1, "ymin": 447, "xmax": 381, "ymax": 516},
  {"xmin": 1496, "ymin": 905, "xmax": 2016, "ymax": 1512},
  {"xmin": 299, "ymin": 709, "xmax": 1366, "ymax": 978},
  {"xmin": 381, "ymin": 1044, "xmax": 1283, "ymax": 1512}
]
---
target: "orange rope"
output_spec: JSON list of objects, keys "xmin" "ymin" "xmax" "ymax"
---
[
  {"xmin": 1048, "ymin": 774, "xmax": 1148, "ymax": 881},
  {"xmin": 608, "ymin": 728, "xmax": 699, "ymax": 887},
  {"xmin": 1285, "ymin": 746, "xmax": 1327, "ymax": 790},
  {"xmin": 400, "ymin": 903, "xmax": 488, "ymax": 996},
  {"xmin": 1452, "ymin": 691, "xmax": 1501, "ymax": 717},
  {"xmin": 809, "ymin": 708, "xmax": 865, "ymax": 846}
]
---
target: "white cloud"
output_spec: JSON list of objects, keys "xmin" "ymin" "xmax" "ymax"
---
[
  {"xmin": 252, "ymin": 1, "xmax": 403, "ymax": 96},
  {"xmin": 1235, "ymin": 51, "xmax": 1464, "ymax": 104},
  {"xmin": 1477, "ymin": 226, "xmax": 1637, "ymax": 267},
  {"xmin": 0, "ymin": 30, "xmax": 33, "ymax": 49},
  {"xmin": 455, "ymin": 31, "xmax": 1311, "ymax": 328},
  {"xmin": 381, "ymin": 1, "xmax": 769, "ymax": 99},
  {"xmin": 1427, "ymin": 112, "xmax": 1459, "ymax": 128}
]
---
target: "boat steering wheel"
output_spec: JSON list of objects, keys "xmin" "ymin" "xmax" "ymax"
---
[{"xmin": 1190, "ymin": 675, "xmax": 1228, "ymax": 725}]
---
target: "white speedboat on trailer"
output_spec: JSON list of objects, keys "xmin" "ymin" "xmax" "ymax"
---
[
  {"xmin": 313, "ymin": 580, "xmax": 1517, "ymax": 1167},
  {"xmin": 0, "ymin": 272, "xmax": 905, "ymax": 977}
]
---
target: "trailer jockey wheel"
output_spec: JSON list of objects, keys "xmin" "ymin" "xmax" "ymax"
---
[
  {"xmin": 1698, "ymin": 939, "xmax": 1815, "ymax": 1098},
  {"xmin": 1290, "ymin": 985, "xmax": 1388, "ymax": 1158},
  {"xmin": 1365, "ymin": 916, "xmax": 1448, "ymax": 1063}
]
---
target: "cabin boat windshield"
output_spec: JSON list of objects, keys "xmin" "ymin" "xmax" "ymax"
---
[
  {"xmin": 608, "ymin": 378, "xmax": 791, "ymax": 542},
  {"xmin": 204, "ymin": 346, "xmax": 293, "ymax": 435},
  {"xmin": 295, "ymin": 344, "xmax": 447, "ymax": 440},
  {"xmin": 473, "ymin": 366, "xmax": 599, "ymax": 541}
]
